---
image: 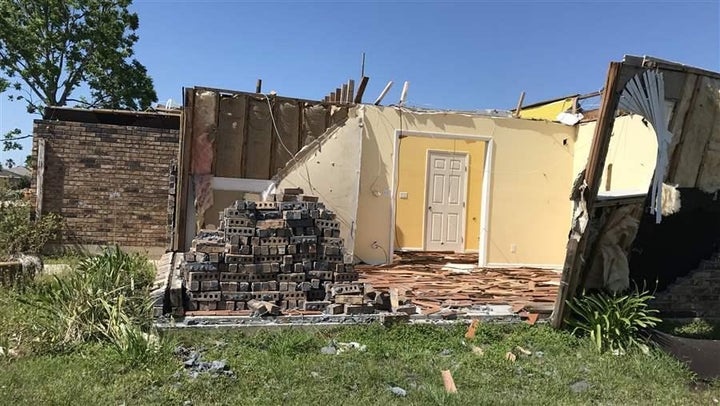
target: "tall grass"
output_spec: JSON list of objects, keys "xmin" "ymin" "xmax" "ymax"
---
[{"xmin": 14, "ymin": 247, "xmax": 164, "ymax": 364}]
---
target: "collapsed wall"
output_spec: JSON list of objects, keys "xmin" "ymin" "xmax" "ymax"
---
[{"xmin": 178, "ymin": 189, "xmax": 414, "ymax": 316}]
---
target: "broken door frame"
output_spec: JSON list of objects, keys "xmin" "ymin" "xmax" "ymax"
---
[
  {"xmin": 423, "ymin": 149, "xmax": 470, "ymax": 252},
  {"xmin": 390, "ymin": 130, "xmax": 494, "ymax": 266}
]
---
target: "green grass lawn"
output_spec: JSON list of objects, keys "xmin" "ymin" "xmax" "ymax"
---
[{"xmin": 1, "ymin": 323, "xmax": 718, "ymax": 405}]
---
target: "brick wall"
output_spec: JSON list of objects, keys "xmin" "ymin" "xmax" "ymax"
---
[{"xmin": 32, "ymin": 116, "xmax": 180, "ymax": 250}]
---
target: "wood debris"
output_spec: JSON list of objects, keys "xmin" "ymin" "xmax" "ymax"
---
[
  {"xmin": 357, "ymin": 252, "xmax": 560, "ymax": 315},
  {"xmin": 441, "ymin": 370, "xmax": 457, "ymax": 393}
]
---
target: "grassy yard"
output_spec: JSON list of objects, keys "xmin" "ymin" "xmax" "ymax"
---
[{"xmin": 1, "ymin": 322, "xmax": 718, "ymax": 405}]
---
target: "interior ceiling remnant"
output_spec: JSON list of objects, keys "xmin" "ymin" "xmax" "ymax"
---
[{"xmin": 552, "ymin": 55, "xmax": 720, "ymax": 328}]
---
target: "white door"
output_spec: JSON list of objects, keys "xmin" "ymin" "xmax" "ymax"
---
[{"xmin": 425, "ymin": 151, "xmax": 468, "ymax": 252}]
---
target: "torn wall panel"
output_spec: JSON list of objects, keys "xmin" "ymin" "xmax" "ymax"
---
[
  {"xmin": 669, "ymin": 76, "xmax": 719, "ymax": 188},
  {"xmin": 303, "ymin": 104, "xmax": 328, "ymax": 145},
  {"xmin": 215, "ymin": 95, "xmax": 247, "ymax": 178},
  {"xmin": 273, "ymin": 114, "xmax": 363, "ymax": 258}
]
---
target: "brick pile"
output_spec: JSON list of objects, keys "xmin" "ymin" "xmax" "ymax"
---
[{"xmin": 180, "ymin": 189, "xmax": 385, "ymax": 316}]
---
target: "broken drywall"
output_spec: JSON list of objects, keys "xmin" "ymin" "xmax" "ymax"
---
[{"xmin": 272, "ymin": 111, "xmax": 363, "ymax": 259}]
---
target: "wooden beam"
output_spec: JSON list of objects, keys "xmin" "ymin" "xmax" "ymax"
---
[
  {"xmin": 552, "ymin": 62, "xmax": 623, "ymax": 329},
  {"xmin": 256, "ymin": 79, "xmax": 262, "ymax": 94},
  {"xmin": 347, "ymin": 79, "xmax": 355, "ymax": 104},
  {"xmin": 374, "ymin": 81, "xmax": 394, "ymax": 105},
  {"xmin": 35, "ymin": 138, "xmax": 45, "ymax": 219},
  {"xmin": 341, "ymin": 84, "xmax": 348, "ymax": 104},
  {"xmin": 172, "ymin": 87, "xmax": 195, "ymax": 252},
  {"xmin": 335, "ymin": 88, "xmax": 341, "ymax": 102},
  {"xmin": 514, "ymin": 91, "xmax": 525, "ymax": 117},
  {"xmin": 354, "ymin": 76, "xmax": 369, "ymax": 104}
]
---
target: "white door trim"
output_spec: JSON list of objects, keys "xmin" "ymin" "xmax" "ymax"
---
[
  {"xmin": 391, "ymin": 130, "xmax": 494, "ymax": 266},
  {"xmin": 423, "ymin": 149, "xmax": 469, "ymax": 252}
]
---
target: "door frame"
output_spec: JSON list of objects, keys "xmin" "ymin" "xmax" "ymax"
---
[
  {"xmin": 391, "ymin": 130, "xmax": 494, "ymax": 266},
  {"xmin": 423, "ymin": 149, "xmax": 470, "ymax": 252}
]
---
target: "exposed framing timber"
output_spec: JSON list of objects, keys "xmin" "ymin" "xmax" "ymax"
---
[
  {"xmin": 172, "ymin": 87, "xmax": 195, "ymax": 252},
  {"xmin": 551, "ymin": 62, "xmax": 624, "ymax": 328},
  {"xmin": 354, "ymin": 77, "xmax": 369, "ymax": 104}
]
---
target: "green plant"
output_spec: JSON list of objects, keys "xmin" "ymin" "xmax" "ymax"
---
[
  {"xmin": 566, "ymin": 288, "xmax": 662, "ymax": 354},
  {"xmin": 22, "ymin": 247, "xmax": 159, "ymax": 359},
  {"xmin": 0, "ymin": 199, "xmax": 63, "ymax": 260}
]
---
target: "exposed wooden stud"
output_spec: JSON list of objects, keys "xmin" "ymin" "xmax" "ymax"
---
[
  {"xmin": 335, "ymin": 88, "xmax": 342, "ymax": 103},
  {"xmin": 35, "ymin": 138, "xmax": 45, "ymax": 219},
  {"xmin": 514, "ymin": 91, "xmax": 526, "ymax": 117},
  {"xmin": 256, "ymin": 79, "xmax": 262, "ymax": 94},
  {"xmin": 374, "ymin": 81, "xmax": 394, "ymax": 105},
  {"xmin": 347, "ymin": 79, "xmax": 355, "ymax": 104},
  {"xmin": 360, "ymin": 52, "xmax": 366, "ymax": 78},
  {"xmin": 341, "ymin": 84, "xmax": 348, "ymax": 104},
  {"xmin": 354, "ymin": 76, "xmax": 369, "ymax": 104},
  {"xmin": 173, "ymin": 87, "xmax": 196, "ymax": 251},
  {"xmin": 399, "ymin": 81, "xmax": 410, "ymax": 105},
  {"xmin": 552, "ymin": 62, "xmax": 623, "ymax": 329}
]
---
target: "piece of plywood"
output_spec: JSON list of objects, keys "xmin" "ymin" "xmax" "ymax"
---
[
  {"xmin": 245, "ymin": 97, "xmax": 273, "ymax": 179},
  {"xmin": 215, "ymin": 95, "xmax": 247, "ymax": 178},
  {"xmin": 672, "ymin": 76, "xmax": 718, "ymax": 187}
]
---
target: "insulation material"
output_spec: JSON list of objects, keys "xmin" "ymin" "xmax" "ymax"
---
[
  {"xmin": 245, "ymin": 97, "xmax": 273, "ymax": 179},
  {"xmin": 215, "ymin": 95, "xmax": 247, "ymax": 178},
  {"xmin": 193, "ymin": 174, "xmax": 214, "ymax": 232},
  {"xmin": 661, "ymin": 183, "xmax": 681, "ymax": 216},
  {"xmin": 191, "ymin": 91, "xmax": 218, "ymax": 230},
  {"xmin": 272, "ymin": 101, "xmax": 301, "ymax": 174},
  {"xmin": 618, "ymin": 70, "xmax": 673, "ymax": 223},
  {"xmin": 303, "ymin": 104, "xmax": 328, "ymax": 145},
  {"xmin": 585, "ymin": 204, "xmax": 643, "ymax": 293}
]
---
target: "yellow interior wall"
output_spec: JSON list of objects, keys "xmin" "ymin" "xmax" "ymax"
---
[
  {"xmin": 356, "ymin": 105, "xmax": 577, "ymax": 266},
  {"xmin": 518, "ymin": 98, "xmax": 575, "ymax": 121},
  {"xmin": 573, "ymin": 114, "xmax": 658, "ymax": 194},
  {"xmin": 395, "ymin": 137, "xmax": 485, "ymax": 250}
]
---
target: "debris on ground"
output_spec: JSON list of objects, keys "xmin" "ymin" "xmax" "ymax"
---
[
  {"xmin": 357, "ymin": 252, "xmax": 559, "ymax": 314},
  {"xmin": 389, "ymin": 386, "xmax": 407, "ymax": 397},
  {"xmin": 441, "ymin": 370, "xmax": 457, "ymax": 393},
  {"xmin": 505, "ymin": 352, "xmax": 517, "ymax": 362},
  {"xmin": 174, "ymin": 346, "xmax": 235, "ymax": 379},
  {"xmin": 465, "ymin": 319, "xmax": 479, "ymax": 340},
  {"xmin": 319, "ymin": 340, "xmax": 366, "ymax": 355},
  {"xmin": 470, "ymin": 345, "xmax": 484, "ymax": 356},
  {"xmin": 569, "ymin": 380, "xmax": 590, "ymax": 393},
  {"xmin": 516, "ymin": 346, "xmax": 532, "ymax": 356}
]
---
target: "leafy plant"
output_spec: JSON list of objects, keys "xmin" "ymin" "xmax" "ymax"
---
[
  {"xmin": 0, "ymin": 198, "xmax": 63, "ymax": 260},
  {"xmin": 566, "ymin": 288, "xmax": 661, "ymax": 354},
  {"xmin": 22, "ymin": 247, "xmax": 160, "ymax": 362}
]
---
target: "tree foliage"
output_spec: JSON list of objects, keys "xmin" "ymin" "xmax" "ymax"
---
[{"xmin": 0, "ymin": 0, "xmax": 157, "ymax": 113}]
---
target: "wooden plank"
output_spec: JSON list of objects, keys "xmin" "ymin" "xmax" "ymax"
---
[
  {"xmin": 215, "ymin": 95, "xmax": 247, "ymax": 178},
  {"xmin": 513, "ymin": 91, "xmax": 526, "ymax": 117},
  {"xmin": 35, "ymin": 138, "xmax": 45, "ymax": 219},
  {"xmin": 256, "ymin": 79, "xmax": 262, "ymax": 93},
  {"xmin": 244, "ymin": 97, "xmax": 274, "ymax": 179},
  {"xmin": 354, "ymin": 76, "xmax": 369, "ymax": 104},
  {"xmin": 347, "ymin": 80, "xmax": 355, "ymax": 103},
  {"xmin": 552, "ymin": 62, "xmax": 623, "ymax": 329},
  {"xmin": 341, "ymin": 84, "xmax": 348, "ymax": 103},
  {"xmin": 173, "ymin": 87, "xmax": 195, "ymax": 252}
]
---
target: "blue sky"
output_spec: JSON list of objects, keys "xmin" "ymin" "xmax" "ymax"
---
[{"xmin": 1, "ymin": 0, "xmax": 719, "ymax": 165}]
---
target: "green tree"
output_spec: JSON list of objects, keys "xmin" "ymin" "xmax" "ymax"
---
[
  {"xmin": 0, "ymin": 0, "xmax": 157, "ymax": 113},
  {"xmin": 0, "ymin": 0, "xmax": 157, "ymax": 170}
]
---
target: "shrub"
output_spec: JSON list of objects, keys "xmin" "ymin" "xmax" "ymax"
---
[
  {"xmin": 0, "ymin": 200, "xmax": 62, "ymax": 260},
  {"xmin": 566, "ymin": 288, "xmax": 661, "ymax": 354},
  {"xmin": 22, "ymin": 247, "xmax": 161, "ymax": 363}
]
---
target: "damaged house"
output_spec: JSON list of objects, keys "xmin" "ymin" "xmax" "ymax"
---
[{"xmin": 29, "ymin": 54, "xmax": 720, "ymax": 322}]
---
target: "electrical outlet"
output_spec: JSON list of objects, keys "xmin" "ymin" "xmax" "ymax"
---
[{"xmin": 510, "ymin": 244, "xmax": 517, "ymax": 254}]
